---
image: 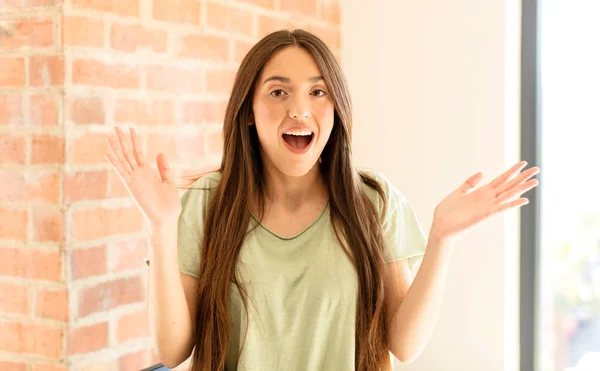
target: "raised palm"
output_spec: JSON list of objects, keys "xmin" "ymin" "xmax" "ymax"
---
[
  {"xmin": 105, "ymin": 127, "xmax": 181, "ymax": 228},
  {"xmin": 432, "ymin": 161, "xmax": 540, "ymax": 242}
]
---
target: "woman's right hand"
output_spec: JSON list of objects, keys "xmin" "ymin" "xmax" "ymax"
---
[{"xmin": 105, "ymin": 126, "xmax": 182, "ymax": 229}]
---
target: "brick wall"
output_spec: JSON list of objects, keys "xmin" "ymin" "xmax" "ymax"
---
[{"xmin": 0, "ymin": 0, "xmax": 339, "ymax": 370}]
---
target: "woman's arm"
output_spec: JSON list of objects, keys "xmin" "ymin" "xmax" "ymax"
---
[
  {"xmin": 385, "ymin": 160, "xmax": 539, "ymax": 363},
  {"xmin": 147, "ymin": 223, "xmax": 197, "ymax": 368},
  {"xmin": 385, "ymin": 232, "xmax": 454, "ymax": 363}
]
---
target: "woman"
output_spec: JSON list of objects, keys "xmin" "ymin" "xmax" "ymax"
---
[{"xmin": 105, "ymin": 30, "xmax": 539, "ymax": 371}]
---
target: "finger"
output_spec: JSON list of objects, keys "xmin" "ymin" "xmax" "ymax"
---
[
  {"xmin": 495, "ymin": 166, "xmax": 540, "ymax": 197},
  {"xmin": 115, "ymin": 127, "xmax": 137, "ymax": 171},
  {"xmin": 106, "ymin": 134, "xmax": 132, "ymax": 176},
  {"xmin": 156, "ymin": 153, "xmax": 175, "ymax": 184},
  {"xmin": 491, "ymin": 197, "xmax": 530, "ymax": 215},
  {"xmin": 459, "ymin": 172, "xmax": 483, "ymax": 193},
  {"xmin": 130, "ymin": 127, "xmax": 146, "ymax": 167},
  {"xmin": 496, "ymin": 178, "xmax": 539, "ymax": 204},
  {"xmin": 489, "ymin": 161, "xmax": 528, "ymax": 189},
  {"xmin": 104, "ymin": 148, "xmax": 131, "ymax": 183}
]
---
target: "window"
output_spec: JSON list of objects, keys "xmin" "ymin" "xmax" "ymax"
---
[{"xmin": 521, "ymin": 1, "xmax": 600, "ymax": 370}]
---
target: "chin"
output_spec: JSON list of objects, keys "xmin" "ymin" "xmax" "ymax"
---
[{"xmin": 276, "ymin": 160, "xmax": 320, "ymax": 178}]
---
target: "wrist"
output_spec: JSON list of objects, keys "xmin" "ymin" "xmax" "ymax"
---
[
  {"xmin": 427, "ymin": 225, "xmax": 456, "ymax": 250},
  {"xmin": 149, "ymin": 219, "xmax": 178, "ymax": 235}
]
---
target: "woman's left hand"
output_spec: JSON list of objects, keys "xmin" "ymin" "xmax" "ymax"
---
[{"xmin": 431, "ymin": 161, "xmax": 540, "ymax": 243}]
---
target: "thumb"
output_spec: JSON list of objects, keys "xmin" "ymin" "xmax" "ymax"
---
[
  {"xmin": 156, "ymin": 153, "xmax": 175, "ymax": 184},
  {"xmin": 459, "ymin": 172, "xmax": 483, "ymax": 193}
]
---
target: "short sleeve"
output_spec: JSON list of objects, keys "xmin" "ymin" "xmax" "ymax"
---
[
  {"xmin": 361, "ymin": 170, "xmax": 428, "ymax": 268},
  {"xmin": 177, "ymin": 214, "xmax": 202, "ymax": 278}
]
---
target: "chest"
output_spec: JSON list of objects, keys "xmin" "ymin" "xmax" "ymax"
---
[
  {"xmin": 225, "ymin": 218, "xmax": 359, "ymax": 369},
  {"xmin": 232, "ymin": 216, "xmax": 359, "ymax": 321},
  {"xmin": 257, "ymin": 201, "xmax": 328, "ymax": 238}
]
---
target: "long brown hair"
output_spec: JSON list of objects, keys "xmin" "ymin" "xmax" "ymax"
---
[{"xmin": 188, "ymin": 29, "xmax": 392, "ymax": 371}]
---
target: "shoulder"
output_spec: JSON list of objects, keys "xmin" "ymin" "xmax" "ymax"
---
[
  {"xmin": 358, "ymin": 168, "xmax": 407, "ymax": 209},
  {"xmin": 358, "ymin": 168, "xmax": 407, "ymax": 219},
  {"xmin": 179, "ymin": 170, "xmax": 222, "ymax": 225}
]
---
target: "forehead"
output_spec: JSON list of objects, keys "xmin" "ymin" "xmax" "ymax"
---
[{"xmin": 259, "ymin": 46, "xmax": 322, "ymax": 82}]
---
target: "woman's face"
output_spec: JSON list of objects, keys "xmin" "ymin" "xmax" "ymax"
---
[{"xmin": 252, "ymin": 46, "xmax": 335, "ymax": 178}]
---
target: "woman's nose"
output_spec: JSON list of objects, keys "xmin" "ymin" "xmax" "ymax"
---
[
  {"xmin": 290, "ymin": 110, "xmax": 310, "ymax": 119},
  {"xmin": 287, "ymin": 96, "xmax": 311, "ymax": 119}
]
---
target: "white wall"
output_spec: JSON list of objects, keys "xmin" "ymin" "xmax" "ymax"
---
[{"xmin": 341, "ymin": 1, "xmax": 522, "ymax": 370}]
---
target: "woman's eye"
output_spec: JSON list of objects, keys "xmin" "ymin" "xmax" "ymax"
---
[
  {"xmin": 311, "ymin": 89, "xmax": 327, "ymax": 97},
  {"xmin": 270, "ymin": 89, "xmax": 287, "ymax": 97}
]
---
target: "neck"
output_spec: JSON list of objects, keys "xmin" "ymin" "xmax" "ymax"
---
[{"xmin": 260, "ymin": 162, "xmax": 327, "ymax": 210}]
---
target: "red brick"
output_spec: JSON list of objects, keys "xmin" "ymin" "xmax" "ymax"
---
[
  {"xmin": 71, "ymin": 245, "xmax": 107, "ymax": 279},
  {"xmin": 117, "ymin": 310, "xmax": 148, "ymax": 343},
  {"xmin": 319, "ymin": 0, "xmax": 340, "ymax": 24},
  {"xmin": 72, "ymin": 59, "xmax": 140, "ymax": 89},
  {"xmin": 72, "ymin": 0, "xmax": 139, "ymax": 17},
  {"xmin": 29, "ymin": 94, "xmax": 58, "ymax": 126},
  {"xmin": 0, "ymin": 171, "xmax": 60, "ymax": 204},
  {"xmin": 79, "ymin": 361, "xmax": 117, "ymax": 371},
  {"xmin": 64, "ymin": 171, "xmax": 108, "ymax": 203},
  {"xmin": 68, "ymin": 96, "xmax": 105, "ymax": 125},
  {"xmin": 0, "ymin": 133, "xmax": 26, "ymax": 164},
  {"xmin": 145, "ymin": 65, "xmax": 204, "ymax": 93},
  {"xmin": 119, "ymin": 350, "xmax": 147, "ymax": 371},
  {"xmin": 177, "ymin": 132, "xmax": 205, "ymax": 159},
  {"xmin": 31, "ymin": 134, "xmax": 64, "ymax": 164},
  {"xmin": 71, "ymin": 206, "xmax": 144, "ymax": 241},
  {"xmin": 0, "ymin": 361, "xmax": 27, "ymax": 371},
  {"xmin": 182, "ymin": 100, "xmax": 227, "ymax": 125},
  {"xmin": 280, "ymin": 0, "xmax": 317, "ymax": 17},
  {"xmin": 30, "ymin": 55, "xmax": 64, "ymax": 87},
  {"xmin": 305, "ymin": 24, "xmax": 339, "ymax": 49},
  {"xmin": 62, "ymin": 16, "xmax": 105, "ymax": 48},
  {"xmin": 257, "ymin": 15, "xmax": 291, "ymax": 38},
  {"xmin": 112, "ymin": 238, "xmax": 146, "ymax": 272},
  {"xmin": 1, "ymin": 0, "xmax": 59, "ymax": 9},
  {"xmin": 110, "ymin": 23, "xmax": 168, "ymax": 53},
  {"xmin": 152, "ymin": 0, "xmax": 201, "ymax": 25},
  {"xmin": 107, "ymin": 170, "xmax": 129, "ymax": 198},
  {"xmin": 0, "ymin": 18, "xmax": 54, "ymax": 49},
  {"xmin": 114, "ymin": 99, "xmax": 174, "ymax": 125},
  {"xmin": 67, "ymin": 322, "xmax": 108, "ymax": 355},
  {"xmin": 245, "ymin": 0, "xmax": 276, "ymax": 9},
  {"xmin": 0, "ymin": 58, "xmax": 26, "ymax": 87},
  {"xmin": 0, "ymin": 208, "xmax": 28, "ymax": 240},
  {"xmin": 77, "ymin": 276, "xmax": 144, "ymax": 317},
  {"xmin": 69, "ymin": 131, "xmax": 109, "ymax": 165},
  {"xmin": 35, "ymin": 288, "xmax": 68, "ymax": 321},
  {"xmin": 205, "ymin": 2, "xmax": 254, "ymax": 37},
  {"xmin": 179, "ymin": 33, "xmax": 229, "ymax": 61},
  {"xmin": 206, "ymin": 69, "xmax": 236, "ymax": 95},
  {"xmin": 233, "ymin": 39, "xmax": 256, "ymax": 63},
  {"xmin": 206, "ymin": 130, "xmax": 223, "ymax": 156},
  {"xmin": 32, "ymin": 365, "xmax": 68, "ymax": 371},
  {"xmin": 0, "ymin": 94, "xmax": 23, "ymax": 125},
  {"xmin": 0, "ymin": 247, "xmax": 62, "ymax": 281},
  {"xmin": 146, "ymin": 131, "xmax": 206, "ymax": 162},
  {"xmin": 0, "ymin": 321, "xmax": 62, "ymax": 358},
  {"xmin": 32, "ymin": 207, "xmax": 65, "ymax": 242},
  {"xmin": 0, "ymin": 282, "xmax": 29, "ymax": 315},
  {"xmin": 144, "ymin": 133, "xmax": 177, "ymax": 163}
]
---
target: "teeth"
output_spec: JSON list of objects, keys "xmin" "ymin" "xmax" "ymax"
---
[{"xmin": 283, "ymin": 131, "xmax": 312, "ymax": 136}]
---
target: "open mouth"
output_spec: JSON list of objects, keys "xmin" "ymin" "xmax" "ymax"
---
[{"xmin": 282, "ymin": 132, "xmax": 314, "ymax": 151}]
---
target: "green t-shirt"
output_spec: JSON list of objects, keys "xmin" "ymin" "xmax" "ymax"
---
[{"xmin": 176, "ymin": 170, "xmax": 427, "ymax": 370}]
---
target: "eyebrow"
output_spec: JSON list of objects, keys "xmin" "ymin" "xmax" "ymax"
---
[{"xmin": 262, "ymin": 75, "xmax": 324, "ymax": 85}]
